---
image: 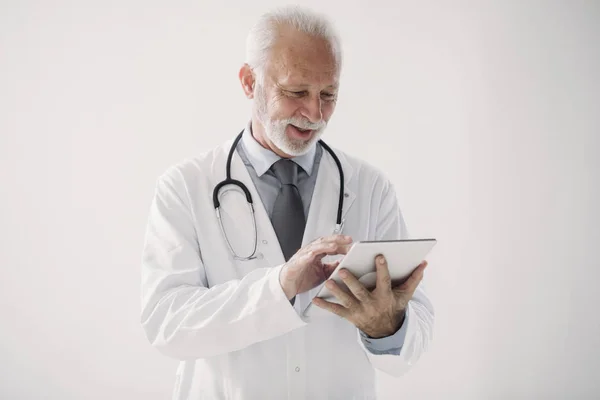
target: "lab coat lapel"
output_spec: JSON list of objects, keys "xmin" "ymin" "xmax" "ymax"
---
[
  {"xmin": 302, "ymin": 146, "xmax": 357, "ymax": 302},
  {"xmin": 302, "ymin": 146, "xmax": 356, "ymax": 245},
  {"xmin": 220, "ymin": 142, "xmax": 286, "ymax": 267}
]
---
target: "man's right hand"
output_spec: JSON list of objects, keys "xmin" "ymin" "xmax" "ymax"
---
[{"xmin": 279, "ymin": 235, "xmax": 354, "ymax": 300}]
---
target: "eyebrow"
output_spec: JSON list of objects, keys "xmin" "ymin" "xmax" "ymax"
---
[{"xmin": 278, "ymin": 83, "xmax": 339, "ymax": 90}]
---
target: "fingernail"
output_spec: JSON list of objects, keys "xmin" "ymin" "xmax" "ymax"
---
[
  {"xmin": 339, "ymin": 269, "xmax": 347, "ymax": 278},
  {"xmin": 378, "ymin": 255, "xmax": 385, "ymax": 264}
]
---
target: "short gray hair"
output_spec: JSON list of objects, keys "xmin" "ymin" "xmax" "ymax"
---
[{"xmin": 245, "ymin": 6, "xmax": 342, "ymax": 80}]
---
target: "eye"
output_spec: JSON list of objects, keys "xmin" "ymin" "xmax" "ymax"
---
[
  {"xmin": 321, "ymin": 92, "xmax": 336, "ymax": 101},
  {"xmin": 286, "ymin": 90, "xmax": 307, "ymax": 97}
]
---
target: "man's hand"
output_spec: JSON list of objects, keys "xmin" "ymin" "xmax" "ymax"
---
[
  {"xmin": 312, "ymin": 254, "xmax": 428, "ymax": 338},
  {"xmin": 279, "ymin": 235, "xmax": 353, "ymax": 300}
]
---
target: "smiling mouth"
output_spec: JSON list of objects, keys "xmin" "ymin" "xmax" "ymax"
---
[{"xmin": 291, "ymin": 125, "xmax": 313, "ymax": 134}]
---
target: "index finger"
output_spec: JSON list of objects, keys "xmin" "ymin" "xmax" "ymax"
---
[
  {"xmin": 321, "ymin": 234, "xmax": 353, "ymax": 245},
  {"xmin": 310, "ymin": 234, "xmax": 352, "ymax": 244},
  {"xmin": 308, "ymin": 234, "xmax": 353, "ymax": 252},
  {"xmin": 303, "ymin": 240, "xmax": 352, "ymax": 262}
]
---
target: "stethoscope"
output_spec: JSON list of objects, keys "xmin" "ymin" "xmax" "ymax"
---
[{"xmin": 213, "ymin": 130, "xmax": 345, "ymax": 261}]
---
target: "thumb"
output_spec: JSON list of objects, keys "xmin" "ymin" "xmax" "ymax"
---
[
  {"xmin": 393, "ymin": 262, "xmax": 427, "ymax": 295},
  {"xmin": 323, "ymin": 260, "xmax": 341, "ymax": 278}
]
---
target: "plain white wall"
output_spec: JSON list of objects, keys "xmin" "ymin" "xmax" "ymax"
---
[{"xmin": 1, "ymin": 1, "xmax": 599, "ymax": 399}]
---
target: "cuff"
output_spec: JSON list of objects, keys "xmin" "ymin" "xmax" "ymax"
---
[{"xmin": 268, "ymin": 264, "xmax": 307, "ymax": 327}]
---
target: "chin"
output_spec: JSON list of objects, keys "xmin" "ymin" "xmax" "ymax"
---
[
  {"xmin": 260, "ymin": 116, "xmax": 327, "ymax": 156},
  {"xmin": 277, "ymin": 129, "xmax": 324, "ymax": 156}
]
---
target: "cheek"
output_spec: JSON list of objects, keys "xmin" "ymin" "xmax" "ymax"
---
[
  {"xmin": 322, "ymin": 102, "xmax": 336, "ymax": 120},
  {"xmin": 271, "ymin": 97, "xmax": 300, "ymax": 118}
]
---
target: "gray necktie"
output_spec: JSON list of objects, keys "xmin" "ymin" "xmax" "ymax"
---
[{"xmin": 271, "ymin": 159, "xmax": 306, "ymax": 261}]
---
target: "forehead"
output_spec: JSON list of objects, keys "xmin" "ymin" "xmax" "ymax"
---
[{"xmin": 266, "ymin": 28, "xmax": 339, "ymax": 88}]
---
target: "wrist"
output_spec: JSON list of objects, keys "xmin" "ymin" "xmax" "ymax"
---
[{"xmin": 278, "ymin": 264, "xmax": 296, "ymax": 300}]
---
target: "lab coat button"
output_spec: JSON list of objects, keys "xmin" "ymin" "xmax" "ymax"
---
[
  {"xmin": 256, "ymin": 253, "xmax": 264, "ymax": 259},
  {"xmin": 295, "ymin": 367, "xmax": 300, "ymax": 372},
  {"xmin": 262, "ymin": 240, "xmax": 268, "ymax": 244}
]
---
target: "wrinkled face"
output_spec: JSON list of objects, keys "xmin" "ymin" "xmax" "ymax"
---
[{"xmin": 250, "ymin": 29, "xmax": 339, "ymax": 157}]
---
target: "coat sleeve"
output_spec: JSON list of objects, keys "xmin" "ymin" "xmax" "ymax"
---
[
  {"xmin": 140, "ymin": 168, "xmax": 306, "ymax": 361},
  {"xmin": 357, "ymin": 177, "xmax": 435, "ymax": 378}
]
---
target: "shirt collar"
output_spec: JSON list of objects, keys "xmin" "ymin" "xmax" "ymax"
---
[{"xmin": 240, "ymin": 121, "xmax": 318, "ymax": 177}]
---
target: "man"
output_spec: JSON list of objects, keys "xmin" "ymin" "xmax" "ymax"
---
[{"xmin": 141, "ymin": 6, "xmax": 434, "ymax": 399}]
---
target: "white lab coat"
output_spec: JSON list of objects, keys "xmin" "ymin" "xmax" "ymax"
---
[{"xmin": 140, "ymin": 138, "xmax": 434, "ymax": 400}]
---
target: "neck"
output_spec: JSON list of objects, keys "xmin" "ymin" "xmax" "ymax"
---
[{"xmin": 250, "ymin": 116, "xmax": 269, "ymax": 149}]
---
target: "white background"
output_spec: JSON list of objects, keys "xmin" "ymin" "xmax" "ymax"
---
[{"xmin": 1, "ymin": 1, "xmax": 599, "ymax": 399}]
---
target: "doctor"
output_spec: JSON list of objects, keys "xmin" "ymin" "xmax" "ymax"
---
[{"xmin": 141, "ymin": 5, "xmax": 434, "ymax": 400}]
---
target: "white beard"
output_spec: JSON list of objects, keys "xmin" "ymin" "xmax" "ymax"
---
[{"xmin": 254, "ymin": 84, "xmax": 327, "ymax": 156}]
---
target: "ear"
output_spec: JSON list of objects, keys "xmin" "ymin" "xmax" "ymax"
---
[{"xmin": 238, "ymin": 64, "xmax": 255, "ymax": 99}]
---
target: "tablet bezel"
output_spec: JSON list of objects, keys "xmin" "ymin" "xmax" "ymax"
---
[{"xmin": 302, "ymin": 238, "xmax": 437, "ymax": 317}]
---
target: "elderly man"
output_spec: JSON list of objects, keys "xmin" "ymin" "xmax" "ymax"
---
[{"xmin": 141, "ymin": 5, "xmax": 434, "ymax": 399}]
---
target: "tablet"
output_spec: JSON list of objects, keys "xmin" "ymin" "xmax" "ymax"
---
[{"xmin": 302, "ymin": 239, "xmax": 437, "ymax": 318}]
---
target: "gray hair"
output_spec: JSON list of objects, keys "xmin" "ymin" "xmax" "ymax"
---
[{"xmin": 245, "ymin": 6, "xmax": 342, "ymax": 81}]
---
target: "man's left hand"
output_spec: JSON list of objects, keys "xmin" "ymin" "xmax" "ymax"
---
[{"xmin": 312, "ymin": 255, "xmax": 427, "ymax": 338}]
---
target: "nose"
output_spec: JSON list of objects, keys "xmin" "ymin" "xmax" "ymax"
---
[{"xmin": 301, "ymin": 95, "xmax": 322, "ymax": 123}]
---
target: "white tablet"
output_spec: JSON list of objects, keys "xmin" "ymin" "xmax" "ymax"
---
[{"xmin": 302, "ymin": 239, "xmax": 437, "ymax": 318}]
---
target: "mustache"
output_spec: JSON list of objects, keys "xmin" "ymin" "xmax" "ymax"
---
[{"xmin": 280, "ymin": 118, "xmax": 326, "ymax": 131}]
